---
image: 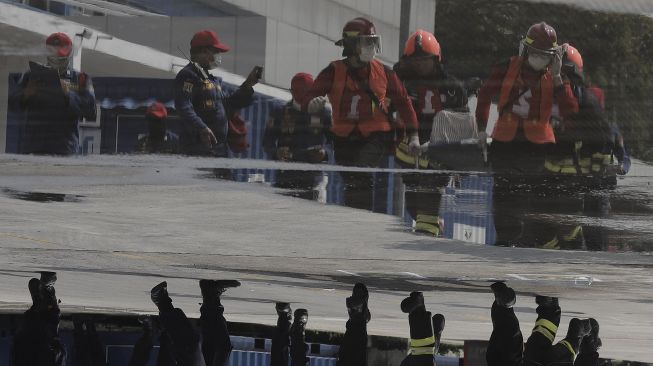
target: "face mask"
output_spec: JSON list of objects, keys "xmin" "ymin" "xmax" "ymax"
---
[
  {"xmin": 47, "ymin": 56, "xmax": 70, "ymax": 71},
  {"xmin": 359, "ymin": 45, "xmax": 376, "ymax": 62},
  {"xmin": 527, "ymin": 54, "xmax": 551, "ymax": 71},
  {"xmin": 208, "ymin": 53, "xmax": 222, "ymax": 69}
]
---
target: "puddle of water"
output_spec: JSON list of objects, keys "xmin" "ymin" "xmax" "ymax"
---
[
  {"xmin": 199, "ymin": 167, "xmax": 653, "ymax": 253},
  {"xmin": 2, "ymin": 188, "xmax": 84, "ymax": 203},
  {"xmin": 201, "ymin": 169, "xmax": 653, "ymax": 252}
]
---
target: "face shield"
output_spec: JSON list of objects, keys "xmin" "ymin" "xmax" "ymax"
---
[
  {"xmin": 524, "ymin": 45, "xmax": 556, "ymax": 71},
  {"xmin": 357, "ymin": 35, "xmax": 382, "ymax": 62},
  {"xmin": 46, "ymin": 45, "xmax": 71, "ymax": 71}
]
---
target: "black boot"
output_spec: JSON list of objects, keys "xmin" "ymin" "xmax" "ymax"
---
[
  {"xmin": 347, "ymin": 283, "xmax": 370, "ymax": 323},
  {"xmin": 400, "ymin": 291, "xmax": 425, "ymax": 314},
  {"xmin": 151, "ymin": 281, "xmax": 173, "ymax": 312},
  {"xmin": 535, "ymin": 295, "xmax": 558, "ymax": 308},
  {"xmin": 432, "ymin": 313, "xmax": 445, "ymax": 353},
  {"xmin": 292, "ymin": 308, "xmax": 308, "ymax": 329},
  {"xmin": 564, "ymin": 318, "xmax": 592, "ymax": 353},
  {"xmin": 39, "ymin": 271, "xmax": 58, "ymax": 309},
  {"xmin": 199, "ymin": 279, "xmax": 240, "ymax": 305},
  {"xmin": 491, "ymin": 281, "xmax": 516, "ymax": 308},
  {"xmin": 580, "ymin": 318, "xmax": 601, "ymax": 354},
  {"xmin": 28, "ymin": 278, "xmax": 40, "ymax": 310}
]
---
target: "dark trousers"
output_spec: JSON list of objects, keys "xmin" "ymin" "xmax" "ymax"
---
[
  {"xmin": 72, "ymin": 321, "xmax": 104, "ymax": 366},
  {"xmin": 336, "ymin": 317, "xmax": 367, "ymax": 366},
  {"xmin": 574, "ymin": 351, "xmax": 599, "ymax": 366},
  {"xmin": 270, "ymin": 317, "xmax": 290, "ymax": 366},
  {"xmin": 400, "ymin": 354, "xmax": 435, "ymax": 366},
  {"xmin": 486, "ymin": 302, "xmax": 524, "ymax": 366},
  {"xmin": 128, "ymin": 327, "xmax": 154, "ymax": 366},
  {"xmin": 158, "ymin": 308, "xmax": 205, "ymax": 366},
  {"xmin": 290, "ymin": 326, "xmax": 309, "ymax": 366},
  {"xmin": 333, "ymin": 131, "xmax": 388, "ymax": 168},
  {"xmin": 524, "ymin": 302, "xmax": 561, "ymax": 366},
  {"xmin": 489, "ymin": 140, "xmax": 552, "ymax": 175},
  {"xmin": 12, "ymin": 306, "xmax": 66, "ymax": 366},
  {"xmin": 200, "ymin": 303, "xmax": 232, "ymax": 366}
]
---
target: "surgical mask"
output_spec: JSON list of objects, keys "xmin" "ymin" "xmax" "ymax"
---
[
  {"xmin": 359, "ymin": 45, "xmax": 376, "ymax": 62},
  {"xmin": 527, "ymin": 54, "xmax": 551, "ymax": 71},
  {"xmin": 47, "ymin": 56, "xmax": 70, "ymax": 71},
  {"xmin": 209, "ymin": 53, "xmax": 222, "ymax": 69}
]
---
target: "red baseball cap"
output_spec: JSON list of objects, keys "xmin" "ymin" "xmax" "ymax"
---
[
  {"xmin": 146, "ymin": 102, "xmax": 168, "ymax": 119},
  {"xmin": 46, "ymin": 33, "xmax": 72, "ymax": 57},
  {"xmin": 190, "ymin": 30, "xmax": 230, "ymax": 53}
]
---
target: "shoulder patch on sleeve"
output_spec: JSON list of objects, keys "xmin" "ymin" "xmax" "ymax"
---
[{"xmin": 183, "ymin": 81, "xmax": 194, "ymax": 93}]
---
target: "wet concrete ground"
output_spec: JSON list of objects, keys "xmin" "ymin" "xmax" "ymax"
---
[{"xmin": 0, "ymin": 154, "xmax": 652, "ymax": 362}]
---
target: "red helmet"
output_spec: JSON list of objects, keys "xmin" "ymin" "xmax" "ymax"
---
[
  {"xmin": 563, "ymin": 43, "xmax": 584, "ymax": 81},
  {"xmin": 522, "ymin": 22, "xmax": 558, "ymax": 55},
  {"xmin": 403, "ymin": 29, "xmax": 441, "ymax": 61},
  {"xmin": 563, "ymin": 43, "xmax": 583, "ymax": 71},
  {"xmin": 46, "ymin": 32, "xmax": 72, "ymax": 57},
  {"xmin": 335, "ymin": 17, "xmax": 381, "ymax": 55},
  {"xmin": 290, "ymin": 72, "xmax": 314, "ymax": 104},
  {"xmin": 146, "ymin": 101, "xmax": 168, "ymax": 119}
]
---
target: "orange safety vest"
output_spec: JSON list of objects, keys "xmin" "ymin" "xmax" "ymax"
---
[
  {"xmin": 328, "ymin": 59, "xmax": 392, "ymax": 137},
  {"xmin": 494, "ymin": 56, "xmax": 555, "ymax": 144}
]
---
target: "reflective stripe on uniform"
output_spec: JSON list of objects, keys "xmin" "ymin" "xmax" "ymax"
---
[
  {"xmin": 558, "ymin": 339, "xmax": 576, "ymax": 359},
  {"xmin": 415, "ymin": 214, "xmax": 440, "ymax": 236},
  {"xmin": 532, "ymin": 318, "xmax": 558, "ymax": 342},
  {"xmin": 396, "ymin": 142, "xmax": 429, "ymax": 168},
  {"xmin": 409, "ymin": 346, "xmax": 435, "ymax": 356},
  {"xmin": 563, "ymin": 225, "xmax": 583, "ymax": 241},
  {"xmin": 409, "ymin": 335, "xmax": 436, "ymax": 348}
]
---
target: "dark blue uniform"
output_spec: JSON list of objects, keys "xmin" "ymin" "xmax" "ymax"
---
[
  {"xmin": 9, "ymin": 69, "xmax": 96, "ymax": 155},
  {"xmin": 174, "ymin": 63, "xmax": 254, "ymax": 156},
  {"xmin": 263, "ymin": 101, "xmax": 331, "ymax": 162}
]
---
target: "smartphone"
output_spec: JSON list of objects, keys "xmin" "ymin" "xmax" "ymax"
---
[{"xmin": 254, "ymin": 66, "xmax": 264, "ymax": 79}]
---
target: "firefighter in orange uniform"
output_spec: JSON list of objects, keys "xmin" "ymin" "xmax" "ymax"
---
[
  {"xmin": 304, "ymin": 17, "xmax": 420, "ymax": 168},
  {"xmin": 475, "ymin": 22, "xmax": 579, "ymax": 174}
]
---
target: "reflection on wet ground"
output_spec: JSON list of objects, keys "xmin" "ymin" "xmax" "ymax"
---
[
  {"xmin": 1, "ymin": 188, "xmax": 84, "ymax": 202},
  {"xmin": 200, "ymin": 167, "xmax": 653, "ymax": 253}
]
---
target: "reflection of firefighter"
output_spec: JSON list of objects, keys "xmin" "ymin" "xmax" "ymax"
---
[
  {"xmin": 487, "ymin": 282, "xmax": 602, "ymax": 366},
  {"xmin": 263, "ymin": 73, "xmax": 331, "ymax": 164},
  {"xmin": 137, "ymin": 102, "xmax": 180, "ymax": 154},
  {"xmin": 476, "ymin": 22, "xmax": 579, "ymax": 174},
  {"xmin": 399, "ymin": 291, "xmax": 445, "ymax": 366},
  {"xmin": 270, "ymin": 303, "xmax": 309, "ymax": 366},
  {"xmin": 336, "ymin": 283, "xmax": 371, "ymax": 366},
  {"xmin": 393, "ymin": 30, "xmax": 470, "ymax": 236},
  {"xmin": 545, "ymin": 44, "xmax": 630, "ymax": 180}
]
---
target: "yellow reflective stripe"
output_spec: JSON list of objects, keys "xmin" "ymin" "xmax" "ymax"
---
[
  {"xmin": 395, "ymin": 145, "xmax": 430, "ymax": 168},
  {"xmin": 416, "ymin": 214, "xmax": 439, "ymax": 225},
  {"xmin": 525, "ymin": 37, "xmax": 534, "ymax": 44},
  {"xmin": 560, "ymin": 167, "xmax": 578, "ymax": 174},
  {"xmin": 579, "ymin": 158, "xmax": 591, "ymax": 168},
  {"xmin": 409, "ymin": 346, "xmax": 435, "ymax": 355},
  {"xmin": 344, "ymin": 31, "xmax": 360, "ymax": 37},
  {"xmin": 563, "ymin": 225, "xmax": 583, "ymax": 241},
  {"xmin": 536, "ymin": 319, "xmax": 559, "ymax": 334},
  {"xmin": 559, "ymin": 340, "xmax": 576, "ymax": 358},
  {"xmin": 542, "ymin": 236, "xmax": 559, "ymax": 250},
  {"xmin": 533, "ymin": 325, "xmax": 555, "ymax": 342},
  {"xmin": 544, "ymin": 160, "xmax": 561, "ymax": 173},
  {"xmin": 533, "ymin": 318, "xmax": 558, "ymax": 342},
  {"xmin": 415, "ymin": 222, "xmax": 440, "ymax": 236},
  {"xmin": 409, "ymin": 335, "xmax": 436, "ymax": 348}
]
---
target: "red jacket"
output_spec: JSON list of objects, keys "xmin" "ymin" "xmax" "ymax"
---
[
  {"xmin": 305, "ymin": 59, "xmax": 418, "ymax": 137},
  {"xmin": 476, "ymin": 57, "xmax": 578, "ymax": 144}
]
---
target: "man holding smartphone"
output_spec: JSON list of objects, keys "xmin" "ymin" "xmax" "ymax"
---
[
  {"xmin": 9, "ymin": 32, "xmax": 96, "ymax": 155},
  {"xmin": 175, "ymin": 30, "xmax": 262, "ymax": 156}
]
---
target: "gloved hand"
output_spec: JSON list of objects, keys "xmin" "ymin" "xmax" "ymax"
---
[
  {"xmin": 307, "ymin": 148, "xmax": 326, "ymax": 164},
  {"xmin": 307, "ymin": 96, "xmax": 327, "ymax": 114},
  {"xmin": 200, "ymin": 127, "xmax": 218, "ymax": 149},
  {"xmin": 408, "ymin": 133, "xmax": 421, "ymax": 156},
  {"xmin": 551, "ymin": 46, "xmax": 565, "ymax": 87},
  {"xmin": 276, "ymin": 146, "xmax": 292, "ymax": 161}
]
